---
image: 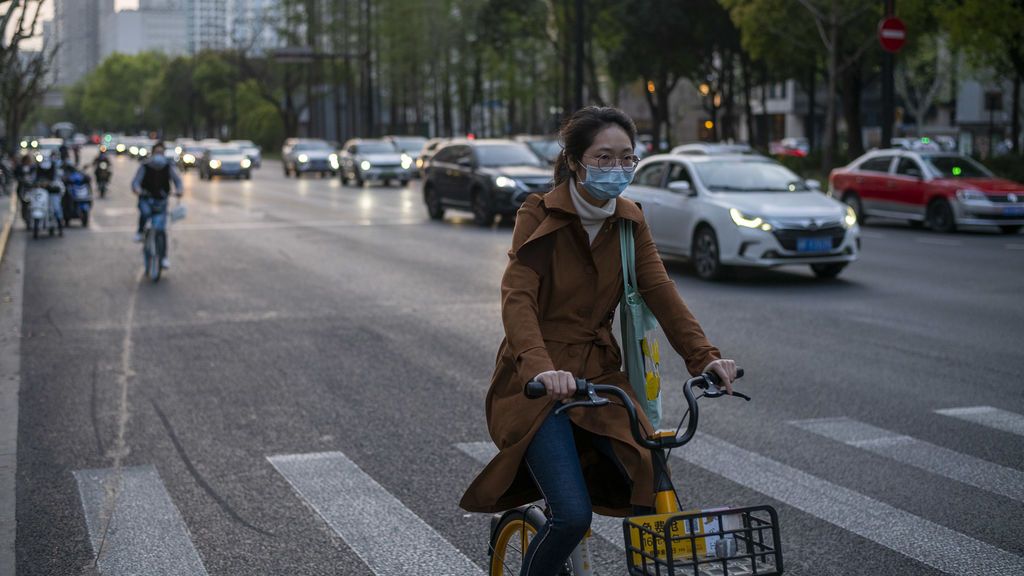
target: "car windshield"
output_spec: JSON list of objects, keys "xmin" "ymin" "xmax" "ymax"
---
[
  {"xmin": 922, "ymin": 155, "xmax": 993, "ymax": 179},
  {"xmin": 232, "ymin": 141, "xmax": 255, "ymax": 148},
  {"xmin": 476, "ymin": 143, "xmax": 542, "ymax": 167},
  {"xmin": 390, "ymin": 138, "xmax": 426, "ymax": 152},
  {"xmin": 526, "ymin": 140, "xmax": 562, "ymax": 162},
  {"xmin": 211, "ymin": 148, "xmax": 243, "ymax": 157},
  {"xmin": 694, "ymin": 160, "xmax": 808, "ymax": 192},
  {"xmin": 294, "ymin": 142, "xmax": 332, "ymax": 151},
  {"xmin": 357, "ymin": 142, "xmax": 396, "ymax": 154}
]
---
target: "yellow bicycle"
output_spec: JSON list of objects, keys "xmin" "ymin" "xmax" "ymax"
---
[{"xmin": 488, "ymin": 369, "xmax": 783, "ymax": 575}]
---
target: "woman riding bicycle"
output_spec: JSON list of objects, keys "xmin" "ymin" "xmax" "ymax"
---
[{"xmin": 460, "ymin": 107, "xmax": 738, "ymax": 576}]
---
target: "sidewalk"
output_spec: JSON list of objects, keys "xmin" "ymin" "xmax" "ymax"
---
[
  {"xmin": 0, "ymin": 191, "xmax": 14, "ymax": 266},
  {"xmin": 0, "ymin": 189, "xmax": 21, "ymax": 576}
]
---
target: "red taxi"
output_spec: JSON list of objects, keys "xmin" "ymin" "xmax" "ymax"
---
[{"xmin": 829, "ymin": 150, "xmax": 1024, "ymax": 234}]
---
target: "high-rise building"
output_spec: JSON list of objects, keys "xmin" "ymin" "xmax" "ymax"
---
[
  {"xmin": 54, "ymin": 0, "xmax": 101, "ymax": 85},
  {"xmin": 186, "ymin": 0, "xmax": 228, "ymax": 53}
]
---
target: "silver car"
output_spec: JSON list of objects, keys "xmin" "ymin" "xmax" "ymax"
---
[{"xmin": 339, "ymin": 139, "xmax": 415, "ymax": 186}]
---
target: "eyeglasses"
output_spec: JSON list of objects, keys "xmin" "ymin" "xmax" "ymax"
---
[{"xmin": 581, "ymin": 153, "xmax": 640, "ymax": 172}]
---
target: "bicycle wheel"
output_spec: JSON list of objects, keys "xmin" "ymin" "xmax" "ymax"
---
[{"xmin": 489, "ymin": 506, "xmax": 546, "ymax": 576}]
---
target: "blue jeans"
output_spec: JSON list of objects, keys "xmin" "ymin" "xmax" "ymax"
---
[
  {"xmin": 521, "ymin": 409, "xmax": 635, "ymax": 576},
  {"xmin": 138, "ymin": 197, "xmax": 168, "ymax": 233}
]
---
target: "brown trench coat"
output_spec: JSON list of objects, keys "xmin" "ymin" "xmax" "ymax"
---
[{"xmin": 459, "ymin": 182, "xmax": 721, "ymax": 517}]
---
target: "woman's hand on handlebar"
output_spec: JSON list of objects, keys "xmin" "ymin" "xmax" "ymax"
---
[
  {"xmin": 532, "ymin": 370, "xmax": 576, "ymax": 401},
  {"xmin": 704, "ymin": 359, "xmax": 739, "ymax": 395}
]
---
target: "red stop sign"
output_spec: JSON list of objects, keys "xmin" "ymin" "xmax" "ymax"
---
[{"xmin": 878, "ymin": 17, "xmax": 907, "ymax": 53}]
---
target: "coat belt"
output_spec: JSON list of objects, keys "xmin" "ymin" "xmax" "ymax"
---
[{"xmin": 538, "ymin": 321, "xmax": 614, "ymax": 347}]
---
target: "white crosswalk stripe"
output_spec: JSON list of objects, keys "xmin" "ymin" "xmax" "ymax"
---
[
  {"xmin": 674, "ymin": 433, "xmax": 1024, "ymax": 576},
  {"xmin": 73, "ymin": 465, "xmax": 209, "ymax": 576},
  {"xmin": 790, "ymin": 417, "xmax": 1024, "ymax": 502},
  {"xmin": 267, "ymin": 451, "xmax": 483, "ymax": 576},
  {"xmin": 935, "ymin": 405, "xmax": 1024, "ymax": 437}
]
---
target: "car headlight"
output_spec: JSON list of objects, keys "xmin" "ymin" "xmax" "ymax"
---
[
  {"xmin": 139, "ymin": 148, "xmax": 148, "ymax": 156},
  {"xmin": 34, "ymin": 154, "xmax": 43, "ymax": 162},
  {"xmin": 416, "ymin": 158, "xmax": 424, "ymax": 168},
  {"xmin": 495, "ymin": 176, "xmax": 517, "ymax": 188},
  {"xmin": 183, "ymin": 153, "xmax": 195, "ymax": 163},
  {"xmin": 360, "ymin": 160, "xmax": 371, "ymax": 171},
  {"xmin": 844, "ymin": 205, "xmax": 857, "ymax": 228},
  {"xmin": 175, "ymin": 146, "xmax": 182, "ymax": 155},
  {"xmin": 400, "ymin": 154, "xmax": 413, "ymax": 169},
  {"xmin": 19, "ymin": 140, "xmax": 28, "ymax": 148},
  {"xmin": 116, "ymin": 144, "xmax": 126, "ymax": 152},
  {"xmin": 209, "ymin": 159, "xmax": 222, "ymax": 169},
  {"xmin": 129, "ymin": 146, "xmax": 138, "ymax": 155},
  {"xmin": 955, "ymin": 189, "xmax": 987, "ymax": 202},
  {"xmin": 241, "ymin": 158, "xmax": 252, "ymax": 169},
  {"xmin": 329, "ymin": 154, "xmax": 339, "ymax": 168},
  {"xmin": 730, "ymin": 208, "xmax": 765, "ymax": 229},
  {"xmin": 298, "ymin": 154, "xmax": 309, "ymax": 164}
]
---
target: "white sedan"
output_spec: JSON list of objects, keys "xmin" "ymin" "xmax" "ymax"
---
[{"xmin": 624, "ymin": 154, "xmax": 860, "ymax": 280}]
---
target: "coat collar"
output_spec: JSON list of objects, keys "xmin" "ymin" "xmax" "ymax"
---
[{"xmin": 514, "ymin": 181, "xmax": 643, "ymax": 272}]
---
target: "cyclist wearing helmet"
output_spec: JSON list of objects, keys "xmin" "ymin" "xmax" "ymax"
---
[{"xmin": 461, "ymin": 107, "xmax": 738, "ymax": 576}]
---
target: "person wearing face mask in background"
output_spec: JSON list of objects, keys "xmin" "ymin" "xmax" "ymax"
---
[
  {"xmin": 131, "ymin": 141, "xmax": 183, "ymax": 269},
  {"xmin": 460, "ymin": 107, "xmax": 739, "ymax": 576}
]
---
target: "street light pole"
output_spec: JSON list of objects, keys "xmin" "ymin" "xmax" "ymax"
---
[{"xmin": 881, "ymin": 0, "xmax": 895, "ymax": 147}]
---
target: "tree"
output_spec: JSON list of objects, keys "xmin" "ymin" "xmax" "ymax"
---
[
  {"xmin": 604, "ymin": 0, "xmax": 706, "ymax": 148},
  {"xmin": 939, "ymin": 0, "xmax": 1024, "ymax": 154},
  {"xmin": 0, "ymin": 0, "xmax": 56, "ymax": 154},
  {"xmin": 894, "ymin": 0, "xmax": 950, "ymax": 139},
  {"xmin": 79, "ymin": 52, "xmax": 167, "ymax": 133},
  {"xmin": 794, "ymin": 0, "xmax": 881, "ymax": 171}
]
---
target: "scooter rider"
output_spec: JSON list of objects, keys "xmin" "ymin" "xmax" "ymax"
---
[
  {"xmin": 15, "ymin": 154, "xmax": 36, "ymax": 226},
  {"xmin": 35, "ymin": 151, "xmax": 65, "ymax": 225},
  {"xmin": 131, "ymin": 141, "xmax": 183, "ymax": 269},
  {"xmin": 93, "ymin": 146, "xmax": 112, "ymax": 197}
]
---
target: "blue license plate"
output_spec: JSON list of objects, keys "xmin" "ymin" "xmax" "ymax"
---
[
  {"xmin": 796, "ymin": 237, "xmax": 832, "ymax": 253},
  {"xmin": 1003, "ymin": 207, "xmax": 1024, "ymax": 216}
]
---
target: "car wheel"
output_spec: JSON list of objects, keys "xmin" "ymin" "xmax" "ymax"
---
[
  {"xmin": 999, "ymin": 225, "xmax": 1022, "ymax": 234},
  {"xmin": 355, "ymin": 172, "xmax": 364, "ymax": 187},
  {"xmin": 692, "ymin": 226, "xmax": 725, "ymax": 281},
  {"xmin": 340, "ymin": 172, "xmax": 349, "ymax": 185},
  {"xmin": 926, "ymin": 198, "xmax": 957, "ymax": 233},
  {"xmin": 425, "ymin": 184, "xmax": 444, "ymax": 220},
  {"xmin": 842, "ymin": 192, "xmax": 866, "ymax": 224},
  {"xmin": 399, "ymin": 179, "xmax": 409, "ymax": 187},
  {"xmin": 472, "ymin": 189, "xmax": 495, "ymax": 226},
  {"xmin": 811, "ymin": 262, "xmax": 847, "ymax": 279}
]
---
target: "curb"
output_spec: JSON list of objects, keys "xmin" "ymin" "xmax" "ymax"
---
[{"xmin": 0, "ymin": 193, "xmax": 15, "ymax": 268}]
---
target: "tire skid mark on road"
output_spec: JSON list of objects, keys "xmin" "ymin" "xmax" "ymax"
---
[{"xmin": 149, "ymin": 399, "xmax": 274, "ymax": 537}]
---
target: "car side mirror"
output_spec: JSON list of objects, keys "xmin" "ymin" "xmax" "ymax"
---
[
  {"xmin": 805, "ymin": 179, "xmax": 822, "ymax": 190},
  {"xmin": 668, "ymin": 180, "xmax": 693, "ymax": 194}
]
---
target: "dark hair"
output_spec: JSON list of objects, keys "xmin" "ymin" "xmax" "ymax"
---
[
  {"xmin": 553, "ymin": 106, "xmax": 637, "ymax": 185},
  {"xmin": 152, "ymin": 140, "xmax": 166, "ymax": 151}
]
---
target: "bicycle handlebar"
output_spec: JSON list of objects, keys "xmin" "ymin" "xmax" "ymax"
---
[{"xmin": 524, "ymin": 368, "xmax": 746, "ymax": 450}]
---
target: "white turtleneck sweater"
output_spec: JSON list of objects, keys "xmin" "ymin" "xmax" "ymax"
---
[{"xmin": 569, "ymin": 178, "xmax": 616, "ymax": 245}]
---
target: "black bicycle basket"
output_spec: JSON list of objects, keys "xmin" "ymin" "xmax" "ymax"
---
[{"xmin": 623, "ymin": 504, "xmax": 783, "ymax": 576}]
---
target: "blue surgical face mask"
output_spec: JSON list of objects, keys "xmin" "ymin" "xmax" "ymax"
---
[{"xmin": 580, "ymin": 165, "xmax": 634, "ymax": 201}]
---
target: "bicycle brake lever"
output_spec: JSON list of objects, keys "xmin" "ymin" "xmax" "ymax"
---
[
  {"xmin": 703, "ymin": 383, "xmax": 752, "ymax": 401},
  {"xmin": 554, "ymin": 383, "xmax": 611, "ymax": 415}
]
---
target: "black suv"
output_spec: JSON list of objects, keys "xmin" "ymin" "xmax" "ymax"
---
[{"xmin": 423, "ymin": 139, "xmax": 553, "ymax": 225}]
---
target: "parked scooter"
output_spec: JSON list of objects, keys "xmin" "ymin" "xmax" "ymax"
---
[
  {"xmin": 62, "ymin": 169, "xmax": 93, "ymax": 227},
  {"xmin": 28, "ymin": 181, "xmax": 63, "ymax": 239},
  {"xmin": 95, "ymin": 159, "xmax": 111, "ymax": 198}
]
